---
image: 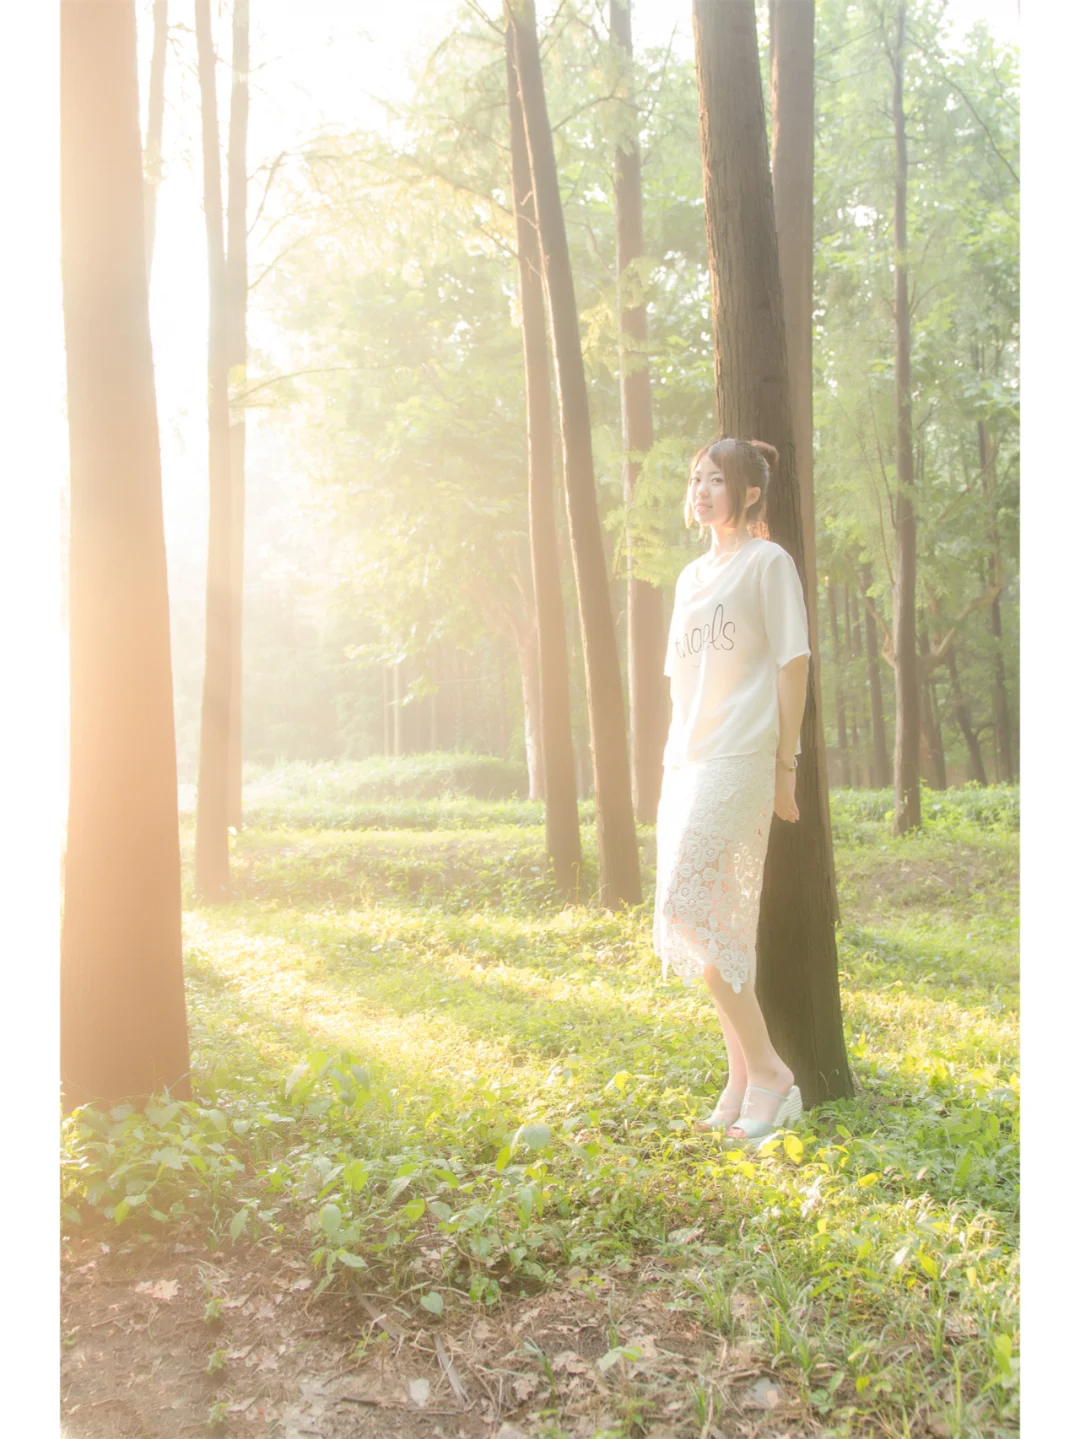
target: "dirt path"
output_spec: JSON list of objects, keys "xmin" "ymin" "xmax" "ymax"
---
[{"xmin": 62, "ymin": 1234, "xmax": 817, "ymax": 1439}]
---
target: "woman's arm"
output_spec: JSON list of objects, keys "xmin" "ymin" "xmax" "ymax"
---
[{"xmin": 775, "ymin": 654, "xmax": 809, "ymax": 822}]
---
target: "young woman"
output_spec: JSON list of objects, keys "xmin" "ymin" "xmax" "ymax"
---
[{"xmin": 653, "ymin": 437, "xmax": 810, "ymax": 1142}]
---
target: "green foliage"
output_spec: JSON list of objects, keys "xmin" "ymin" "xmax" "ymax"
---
[{"xmin": 64, "ymin": 769, "xmax": 1018, "ymax": 1432}]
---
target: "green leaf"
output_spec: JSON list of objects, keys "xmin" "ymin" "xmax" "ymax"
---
[
  {"xmin": 494, "ymin": 1146, "xmax": 512, "ymax": 1173},
  {"xmin": 783, "ymin": 1133, "xmax": 805, "ymax": 1162},
  {"xmin": 515, "ymin": 1123, "xmax": 552, "ymax": 1153},
  {"xmin": 336, "ymin": 1250, "xmax": 367, "ymax": 1269},
  {"xmin": 113, "ymin": 1199, "xmax": 130, "ymax": 1224},
  {"xmin": 229, "ymin": 1209, "xmax": 249, "ymax": 1240},
  {"xmin": 402, "ymin": 1198, "xmax": 426, "ymax": 1223},
  {"xmin": 420, "ymin": 1291, "xmax": 444, "ymax": 1317},
  {"xmin": 285, "ymin": 1062, "xmax": 309, "ymax": 1098},
  {"xmin": 319, "ymin": 1203, "xmax": 343, "ymax": 1238},
  {"xmin": 918, "ymin": 1252, "xmax": 939, "ymax": 1279},
  {"xmin": 856, "ymin": 1171, "xmax": 880, "ymax": 1187}
]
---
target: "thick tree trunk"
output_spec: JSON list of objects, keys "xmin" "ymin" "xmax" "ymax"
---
[
  {"xmin": 918, "ymin": 629, "xmax": 947, "ymax": 790},
  {"xmin": 143, "ymin": 0, "xmax": 168, "ymax": 279},
  {"xmin": 225, "ymin": 0, "xmax": 250, "ymax": 829},
  {"xmin": 889, "ymin": 4, "xmax": 920, "ymax": 832},
  {"xmin": 693, "ymin": 0, "xmax": 852, "ymax": 1106},
  {"xmin": 861, "ymin": 562, "xmax": 890, "ymax": 787},
  {"xmin": 978, "ymin": 418, "xmax": 1014, "ymax": 782},
  {"xmin": 944, "ymin": 645, "xmax": 988, "ymax": 785},
  {"xmin": 194, "ymin": 0, "xmax": 233, "ymax": 898},
  {"xmin": 826, "ymin": 582, "xmax": 851, "ymax": 787},
  {"xmin": 611, "ymin": 0, "xmax": 666, "ymax": 826},
  {"xmin": 509, "ymin": 0, "xmax": 641, "ymax": 907},
  {"xmin": 506, "ymin": 25, "xmax": 582, "ymax": 891},
  {"xmin": 60, "ymin": 0, "xmax": 190, "ymax": 1109}
]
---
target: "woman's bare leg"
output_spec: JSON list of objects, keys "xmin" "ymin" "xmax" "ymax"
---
[{"xmin": 702, "ymin": 964, "xmax": 794, "ymax": 1137}]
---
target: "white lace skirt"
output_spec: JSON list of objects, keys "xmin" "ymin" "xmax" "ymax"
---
[{"xmin": 652, "ymin": 750, "xmax": 775, "ymax": 993}]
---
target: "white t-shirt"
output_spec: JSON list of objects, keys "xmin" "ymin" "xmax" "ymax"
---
[{"xmin": 663, "ymin": 537, "xmax": 811, "ymax": 766}]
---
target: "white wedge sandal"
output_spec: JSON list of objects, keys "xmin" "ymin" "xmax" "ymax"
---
[
  {"xmin": 726, "ymin": 1083, "xmax": 803, "ymax": 1145},
  {"xmin": 696, "ymin": 1085, "xmax": 745, "ymax": 1132}
]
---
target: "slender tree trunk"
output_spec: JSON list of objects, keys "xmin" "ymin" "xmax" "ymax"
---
[
  {"xmin": 61, "ymin": 0, "xmax": 190, "ymax": 1109},
  {"xmin": 861, "ymin": 562, "xmax": 890, "ymax": 787},
  {"xmin": 770, "ymin": 0, "xmax": 838, "ymax": 912},
  {"xmin": 610, "ymin": 0, "xmax": 666, "ymax": 825},
  {"xmin": 393, "ymin": 660, "xmax": 404, "ymax": 757},
  {"xmin": 826, "ymin": 582, "xmax": 851, "ymax": 787},
  {"xmin": 509, "ymin": 0, "xmax": 641, "ymax": 907},
  {"xmin": 918, "ymin": 629, "xmax": 947, "ymax": 789},
  {"xmin": 842, "ymin": 585, "xmax": 864, "ymax": 787},
  {"xmin": 693, "ymin": 0, "xmax": 851, "ymax": 1106},
  {"xmin": 506, "ymin": 25, "xmax": 582, "ymax": 891},
  {"xmin": 144, "ymin": 0, "xmax": 168, "ymax": 279},
  {"xmin": 889, "ymin": 4, "xmax": 920, "ymax": 831},
  {"xmin": 978, "ymin": 418, "xmax": 1014, "ymax": 782},
  {"xmin": 944, "ymin": 645, "xmax": 988, "ymax": 785},
  {"xmin": 382, "ymin": 666, "xmax": 391, "ymax": 756},
  {"xmin": 225, "ymin": 0, "xmax": 250, "ymax": 829},
  {"xmin": 429, "ymin": 649, "xmax": 440, "ymax": 752},
  {"xmin": 194, "ymin": 0, "xmax": 232, "ymax": 898},
  {"xmin": 517, "ymin": 625, "xmax": 546, "ymax": 801}
]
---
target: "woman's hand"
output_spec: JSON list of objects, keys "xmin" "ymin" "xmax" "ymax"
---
[{"xmin": 774, "ymin": 764, "xmax": 799, "ymax": 822}]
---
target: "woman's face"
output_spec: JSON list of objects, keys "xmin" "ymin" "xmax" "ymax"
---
[{"xmin": 690, "ymin": 455, "xmax": 735, "ymax": 526}]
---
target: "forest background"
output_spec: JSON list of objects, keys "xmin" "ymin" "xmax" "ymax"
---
[{"xmin": 134, "ymin": 0, "xmax": 1018, "ymax": 795}]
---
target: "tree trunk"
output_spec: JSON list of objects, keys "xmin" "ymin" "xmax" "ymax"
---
[
  {"xmin": 611, "ymin": 0, "xmax": 666, "ymax": 826},
  {"xmin": 889, "ymin": 4, "xmax": 920, "ymax": 832},
  {"xmin": 944, "ymin": 644, "xmax": 988, "ymax": 785},
  {"xmin": 382, "ymin": 666, "xmax": 392, "ymax": 756},
  {"xmin": 60, "ymin": 0, "xmax": 190, "ymax": 1109},
  {"xmin": 509, "ymin": 0, "xmax": 641, "ymax": 907},
  {"xmin": 861, "ymin": 562, "xmax": 890, "ymax": 787},
  {"xmin": 429, "ymin": 649, "xmax": 440, "ymax": 752},
  {"xmin": 143, "ymin": 0, "xmax": 168, "ymax": 279},
  {"xmin": 506, "ymin": 23, "xmax": 582, "ymax": 891},
  {"xmin": 225, "ymin": 0, "xmax": 250, "ymax": 829},
  {"xmin": 826, "ymin": 582, "xmax": 851, "ymax": 787},
  {"xmin": 978, "ymin": 418, "xmax": 1014, "ymax": 782},
  {"xmin": 842, "ymin": 585, "xmax": 864, "ymax": 787},
  {"xmin": 194, "ymin": 0, "xmax": 233, "ymax": 899},
  {"xmin": 918, "ymin": 628, "xmax": 947, "ymax": 790},
  {"xmin": 517, "ymin": 625, "xmax": 546, "ymax": 801},
  {"xmin": 692, "ymin": 0, "xmax": 852, "ymax": 1107}
]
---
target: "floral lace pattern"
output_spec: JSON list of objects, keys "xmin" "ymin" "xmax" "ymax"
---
[{"xmin": 652, "ymin": 751, "xmax": 775, "ymax": 993}]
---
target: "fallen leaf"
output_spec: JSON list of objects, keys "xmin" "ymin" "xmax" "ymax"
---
[
  {"xmin": 224, "ymin": 1293, "xmax": 251, "ymax": 1310},
  {"xmin": 495, "ymin": 1426, "xmax": 528, "ymax": 1439},
  {"xmin": 629, "ymin": 1334, "xmax": 659, "ymax": 1360},
  {"xmin": 290, "ymin": 1277, "xmax": 313, "ymax": 1292},
  {"xmin": 744, "ymin": 1376, "xmax": 783, "ymax": 1410},
  {"xmin": 227, "ymin": 1344, "xmax": 255, "ymax": 1361},
  {"xmin": 511, "ymin": 1375, "xmax": 540, "ymax": 1402},
  {"xmin": 407, "ymin": 1378, "xmax": 430, "ymax": 1408},
  {"xmin": 552, "ymin": 1350, "xmax": 588, "ymax": 1374},
  {"xmin": 927, "ymin": 1419, "xmax": 951, "ymax": 1438},
  {"xmin": 135, "ymin": 1279, "xmax": 179, "ymax": 1302},
  {"xmin": 227, "ymin": 1397, "xmax": 256, "ymax": 1414}
]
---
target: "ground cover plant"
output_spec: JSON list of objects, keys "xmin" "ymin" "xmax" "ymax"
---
[{"xmin": 62, "ymin": 762, "xmax": 1018, "ymax": 1439}]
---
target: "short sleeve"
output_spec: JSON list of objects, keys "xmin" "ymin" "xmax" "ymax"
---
[{"xmin": 760, "ymin": 546, "xmax": 811, "ymax": 668}]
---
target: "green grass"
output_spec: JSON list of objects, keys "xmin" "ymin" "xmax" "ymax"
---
[{"xmin": 64, "ymin": 768, "xmax": 1019, "ymax": 1437}]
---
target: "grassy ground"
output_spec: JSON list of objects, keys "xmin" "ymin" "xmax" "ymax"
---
[{"xmin": 62, "ymin": 764, "xmax": 1019, "ymax": 1439}]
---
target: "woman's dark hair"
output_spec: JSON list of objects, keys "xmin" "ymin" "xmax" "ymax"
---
[{"xmin": 684, "ymin": 437, "xmax": 778, "ymax": 532}]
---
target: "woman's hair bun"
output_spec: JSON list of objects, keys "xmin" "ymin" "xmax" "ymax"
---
[{"xmin": 749, "ymin": 439, "xmax": 779, "ymax": 474}]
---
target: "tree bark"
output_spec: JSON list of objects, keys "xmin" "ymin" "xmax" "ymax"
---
[
  {"xmin": 506, "ymin": 23, "xmax": 582, "ymax": 891},
  {"xmin": 889, "ymin": 3, "xmax": 920, "ymax": 832},
  {"xmin": 842, "ymin": 585, "xmax": 864, "ymax": 787},
  {"xmin": 61, "ymin": 0, "xmax": 190, "ymax": 1109},
  {"xmin": 393, "ymin": 660, "xmax": 403, "ymax": 758},
  {"xmin": 611, "ymin": 0, "xmax": 666, "ymax": 826},
  {"xmin": 918, "ymin": 628, "xmax": 947, "ymax": 790},
  {"xmin": 517, "ymin": 625, "xmax": 546, "ymax": 801},
  {"xmin": 826, "ymin": 582, "xmax": 851, "ymax": 787},
  {"xmin": 143, "ymin": 0, "xmax": 168, "ymax": 279},
  {"xmin": 194, "ymin": 0, "xmax": 233, "ymax": 898},
  {"xmin": 861, "ymin": 562, "xmax": 890, "ymax": 787},
  {"xmin": 225, "ymin": 0, "xmax": 250, "ymax": 829},
  {"xmin": 944, "ymin": 644, "xmax": 988, "ymax": 785},
  {"xmin": 693, "ymin": 0, "xmax": 851, "ymax": 1107},
  {"xmin": 978, "ymin": 417, "xmax": 1014, "ymax": 782},
  {"xmin": 508, "ymin": 0, "xmax": 640, "ymax": 907}
]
